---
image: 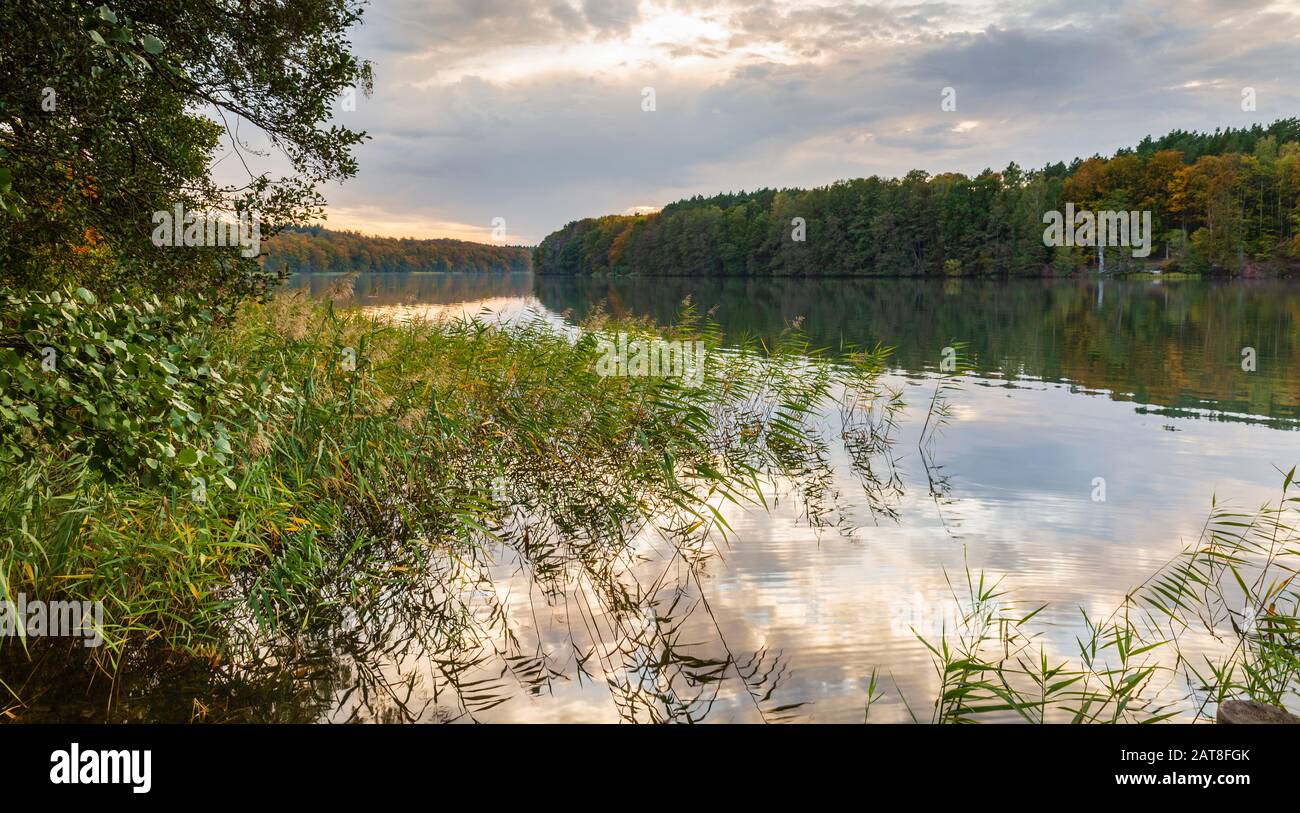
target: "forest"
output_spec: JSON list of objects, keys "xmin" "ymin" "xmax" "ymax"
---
[
  {"xmin": 534, "ymin": 120, "xmax": 1300, "ymax": 277},
  {"xmin": 264, "ymin": 226, "xmax": 533, "ymax": 274}
]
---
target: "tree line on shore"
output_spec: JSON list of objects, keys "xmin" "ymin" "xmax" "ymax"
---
[
  {"xmin": 534, "ymin": 120, "xmax": 1300, "ymax": 277},
  {"xmin": 263, "ymin": 226, "xmax": 532, "ymax": 274}
]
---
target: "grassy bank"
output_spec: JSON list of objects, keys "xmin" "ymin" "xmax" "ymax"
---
[
  {"xmin": 0, "ymin": 287, "xmax": 891, "ymax": 713},
  {"xmin": 3, "ymin": 287, "xmax": 1296, "ymax": 722}
]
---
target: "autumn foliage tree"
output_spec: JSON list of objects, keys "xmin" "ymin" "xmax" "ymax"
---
[{"xmin": 536, "ymin": 120, "xmax": 1300, "ymax": 277}]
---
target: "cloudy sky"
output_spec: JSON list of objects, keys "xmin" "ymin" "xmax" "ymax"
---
[{"xmin": 244, "ymin": 0, "xmax": 1300, "ymax": 244}]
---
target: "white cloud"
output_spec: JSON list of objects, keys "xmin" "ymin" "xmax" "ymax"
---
[{"xmin": 301, "ymin": 0, "xmax": 1300, "ymax": 243}]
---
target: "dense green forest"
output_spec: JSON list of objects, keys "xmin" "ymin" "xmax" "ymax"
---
[
  {"xmin": 264, "ymin": 226, "xmax": 532, "ymax": 274},
  {"xmin": 535, "ymin": 120, "xmax": 1300, "ymax": 277}
]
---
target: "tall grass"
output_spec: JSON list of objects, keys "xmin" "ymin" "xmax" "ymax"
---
[
  {"xmin": 0, "ymin": 290, "xmax": 896, "ymax": 719},
  {"xmin": 876, "ymin": 468, "xmax": 1300, "ymax": 723},
  {"xmin": 8, "ymin": 287, "xmax": 1291, "ymax": 722}
]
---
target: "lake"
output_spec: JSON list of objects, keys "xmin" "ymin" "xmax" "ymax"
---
[{"xmin": 277, "ymin": 270, "xmax": 1300, "ymax": 722}]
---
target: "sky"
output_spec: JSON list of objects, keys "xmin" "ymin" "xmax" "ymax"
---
[{"xmin": 220, "ymin": 0, "xmax": 1300, "ymax": 245}]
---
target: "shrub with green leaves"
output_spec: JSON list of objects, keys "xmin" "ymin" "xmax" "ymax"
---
[
  {"xmin": 0, "ymin": 287, "xmax": 289, "ymax": 487},
  {"xmin": 0, "ymin": 0, "xmax": 371, "ymax": 300}
]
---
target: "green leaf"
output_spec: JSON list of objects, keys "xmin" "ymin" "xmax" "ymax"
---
[
  {"xmin": 141, "ymin": 34, "xmax": 164, "ymax": 54},
  {"xmin": 177, "ymin": 448, "xmax": 199, "ymax": 466}
]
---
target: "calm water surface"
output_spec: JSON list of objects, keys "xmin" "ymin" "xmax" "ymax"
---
[{"xmin": 278, "ymin": 271, "xmax": 1300, "ymax": 722}]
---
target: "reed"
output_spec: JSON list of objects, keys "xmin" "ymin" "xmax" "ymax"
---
[
  {"xmin": 0, "ymin": 288, "xmax": 893, "ymax": 717},
  {"xmin": 877, "ymin": 468, "xmax": 1300, "ymax": 722}
]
